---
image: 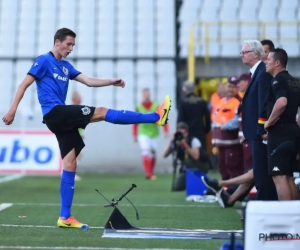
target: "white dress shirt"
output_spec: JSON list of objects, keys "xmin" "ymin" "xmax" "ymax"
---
[{"xmin": 250, "ymin": 60, "xmax": 262, "ymax": 76}]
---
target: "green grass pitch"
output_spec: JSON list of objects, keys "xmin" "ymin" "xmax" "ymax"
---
[{"xmin": 0, "ymin": 173, "xmax": 243, "ymax": 250}]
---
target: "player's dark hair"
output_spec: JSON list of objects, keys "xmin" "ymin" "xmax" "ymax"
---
[
  {"xmin": 260, "ymin": 39, "xmax": 275, "ymax": 50},
  {"xmin": 54, "ymin": 28, "xmax": 76, "ymax": 44},
  {"xmin": 271, "ymin": 48, "xmax": 288, "ymax": 68}
]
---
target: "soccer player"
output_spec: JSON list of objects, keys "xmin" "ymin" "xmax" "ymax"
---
[
  {"xmin": 2, "ymin": 28, "xmax": 171, "ymax": 229},
  {"xmin": 133, "ymin": 88, "xmax": 169, "ymax": 180}
]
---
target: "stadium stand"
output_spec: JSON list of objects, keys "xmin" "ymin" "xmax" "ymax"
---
[
  {"xmin": 0, "ymin": 0, "xmax": 176, "ymax": 114},
  {"xmin": 179, "ymin": 0, "xmax": 300, "ymax": 59},
  {"xmin": 1, "ymin": 0, "xmax": 300, "ymax": 113}
]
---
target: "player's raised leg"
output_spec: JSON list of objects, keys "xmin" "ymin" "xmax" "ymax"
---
[{"xmin": 90, "ymin": 95, "xmax": 171, "ymax": 126}]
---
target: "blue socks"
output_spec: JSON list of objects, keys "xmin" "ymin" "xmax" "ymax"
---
[
  {"xmin": 60, "ymin": 170, "xmax": 75, "ymax": 219},
  {"xmin": 104, "ymin": 109, "xmax": 159, "ymax": 124}
]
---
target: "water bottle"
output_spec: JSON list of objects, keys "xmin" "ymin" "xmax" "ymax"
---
[
  {"xmin": 219, "ymin": 242, "xmax": 231, "ymax": 250},
  {"xmin": 234, "ymin": 242, "xmax": 244, "ymax": 250}
]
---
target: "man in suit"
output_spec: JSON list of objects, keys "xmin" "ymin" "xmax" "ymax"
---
[{"xmin": 240, "ymin": 40, "xmax": 277, "ymax": 200}]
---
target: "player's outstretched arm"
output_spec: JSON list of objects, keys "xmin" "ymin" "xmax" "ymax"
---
[
  {"xmin": 2, "ymin": 75, "xmax": 35, "ymax": 125},
  {"xmin": 74, "ymin": 74, "xmax": 125, "ymax": 88}
]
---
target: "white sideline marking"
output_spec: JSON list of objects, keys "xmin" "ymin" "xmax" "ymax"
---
[
  {"xmin": 0, "ymin": 224, "xmax": 242, "ymax": 233},
  {"xmin": 0, "ymin": 203, "xmax": 13, "ymax": 212},
  {"xmin": 6, "ymin": 202, "xmax": 217, "ymax": 208},
  {"xmin": 0, "ymin": 247, "xmax": 194, "ymax": 250},
  {"xmin": 0, "ymin": 224, "xmax": 102, "ymax": 229},
  {"xmin": 0, "ymin": 174, "xmax": 25, "ymax": 184}
]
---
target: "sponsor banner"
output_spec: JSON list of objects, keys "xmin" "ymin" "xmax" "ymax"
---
[{"xmin": 0, "ymin": 130, "xmax": 62, "ymax": 175}]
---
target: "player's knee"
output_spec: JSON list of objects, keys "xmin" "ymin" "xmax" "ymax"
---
[
  {"xmin": 93, "ymin": 107, "xmax": 108, "ymax": 120},
  {"xmin": 63, "ymin": 159, "xmax": 77, "ymax": 171}
]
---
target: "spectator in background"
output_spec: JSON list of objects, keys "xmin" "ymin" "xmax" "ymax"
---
[
  {"xmin": 211, "ymin": 77, "xmax": 244, "ymax": 180},
  {"xmin": 240, "ymin": 40, "xmax": 277, "ymax": 201},
  {"xmin": 71, "ymin": 91, "xmax": 84, "ymax": 181},
  {"xmin": 237, "ymin": 73, "xmax": 251, "ymax": 96},
  {"xmin": 164, "ymin": 122, "xmax": 210, "ymax": 191},
  {"xmin": 237, "ymin": 73, "xmax": 253, "ymax": 172},
  {"xmin": 261, "ymin": 39, "xmax": 275, "ymax": 64},
  {"xmin": 210, "ymin": 82, "xmax": 227, "ymax": 122},
  {"xmin": 177, "ymin": 80, "xmax": 211, "ymax": 150},
  {"xmin": 133, "ymin": 88, "xmax": 168, "ymax": 180}
]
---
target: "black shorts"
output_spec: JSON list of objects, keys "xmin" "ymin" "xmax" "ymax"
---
[
  {"xmin": 267, "ymin": 123, "xmax": 300, "ymax": 176},
  {"xmin": 43, "ymin": 105, "xmax": 95, "ymax": 159}
]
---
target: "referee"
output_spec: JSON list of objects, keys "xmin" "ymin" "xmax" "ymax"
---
[{"xmin": 265, "ymin": 48, "xmax": 300, "ymax": 200}]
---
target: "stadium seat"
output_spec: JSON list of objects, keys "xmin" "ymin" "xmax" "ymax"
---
[
  {"xmin": 278, "ymin": 7, "xmax": 297, "ymax": 21},
  {"xmin": 221, "ymin": 42, "xmax": 240, "ymax": 57},
  {"xmin": 156, "ymin": 60, "xmax": 176, "ymax": 75},
  {"xmin": 136, "ymin": 60, "xmax": 155, "ymax": 99},
  {"xmin": 178, "ymin": 0, "xmax": 202, "ymax": 23},
  {"xmin": 156, "ymin": 0, "xmax": 175, "ymax": 57},
  {"xmin": 240, "ymin": 26, "xmax": 260, "ymax": 41},
  {"xmin": 156, "ymin": 74, "xmax": 176, "ymax": 104},
  {"xmin": 0, "ymin": 0, "xmax": 18, "ymax": 57},
  {"xmin": 199, "ymin": 0, "xmax": 221, "ymax": 22},
  {"xmin": 263, "ymin": 26, "xmax": 279, "ymax": 44},
  {"xmin": 115, "ymin": 60, "xmax": 135, "ymax": 110},
  {"xmin": 96, "ymin": 34, "xmax": 115, "ymax": 57},
  {"xmin": 136, "ymin": 20, "xmax": 155, "ymax": 57},
  {"xmin": 198, "ymin": 42, "xmax": 221, "ymax": 57},
  {"xmin": 238, "ymin": 0, "xmax": 259, "ymax": 21},
  {"xmin": 280, "ymin": 42, "xmax": 300, "ymax": 57},
  {"xmin": 16, "ymin": 0, "xmax": 38, "ymax": 57},
  {"xmin": 95, "ymin": 60, "xmax": 115, "ymax": 107},
  {"xmin": 156, "ymin": 60, "xmax": 176, "ymax": 102},
  {"xmin": 219, "ymin": 1, "xmax": 240, "ymax": 22},
  {"xmin": 220, "ymin": 25, "xmax": 239, "ymax": 41},
  {"xmin": 76, "ymin": 0, "xmax": 96, "ymax": 57},
  {"xmin": 71, "ymin": 60, "xmax": 95, "ymax": 106},
  {"xmin": 57, "ymin": 0, "xmax": 77, "ymax": 31},
  {"xmin": 15, "ymin": 60, "xmax": 35, "ymax": 114},
  {"xmin": 258, "ymin": 0, "xmax": 279, "ymax": 21},
  {"xmin": 0, "ymin": 61, "xmax": 14, "ymax": 112},
  {"xmin": 37, "ymin": 1, "xmax": 57, "ymax": 55}
]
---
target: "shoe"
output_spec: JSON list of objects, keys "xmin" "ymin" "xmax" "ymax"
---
[
  {"xmin": 75, "ymin": 174, "xmax": 82, "ymax": 181},
  {"xmin": 57, "ymin": 216, "xmax": 88, "ymax": 230},
  {"xmin": 201, "ymin": 176, "xmax": 222, "ymax": 194},
  {"xmin": 145, "ymin": 175, "xmax": 157, "ymax": 180},
  {"xmin": 155, "ymin": 95, "xmax": 171, "ymax": 126},
  {"xmin": 217, "ymin": 189, "xmax": 233, "ymax": 208}
]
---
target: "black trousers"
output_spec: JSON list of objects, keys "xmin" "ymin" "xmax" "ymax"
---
[{"xmin": 251, "ymin": 136, "xmax": 278, "ymax": 200}]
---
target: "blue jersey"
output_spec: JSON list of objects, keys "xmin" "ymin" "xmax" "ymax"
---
[{"xmin": 28, "ymin": 52, "xmax": 81, "ymax": 116}]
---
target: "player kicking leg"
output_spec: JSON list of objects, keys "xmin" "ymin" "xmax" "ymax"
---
[{"xmin": 2, "ymin": 28, "xmax": 171, "ymax": 229}]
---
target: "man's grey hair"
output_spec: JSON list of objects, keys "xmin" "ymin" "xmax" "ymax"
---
[{"xmin": 243, "ymin": 40, "xmax": 265, "ymax": 60}]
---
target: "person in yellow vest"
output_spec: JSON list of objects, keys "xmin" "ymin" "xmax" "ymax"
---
[
  {"xmin": 212, "ymin": 77, "xmax": 244, "ymax": 180},
  {"xmin": 133, "ymin": 88, "xmax": 169, "ymax": 180}
]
